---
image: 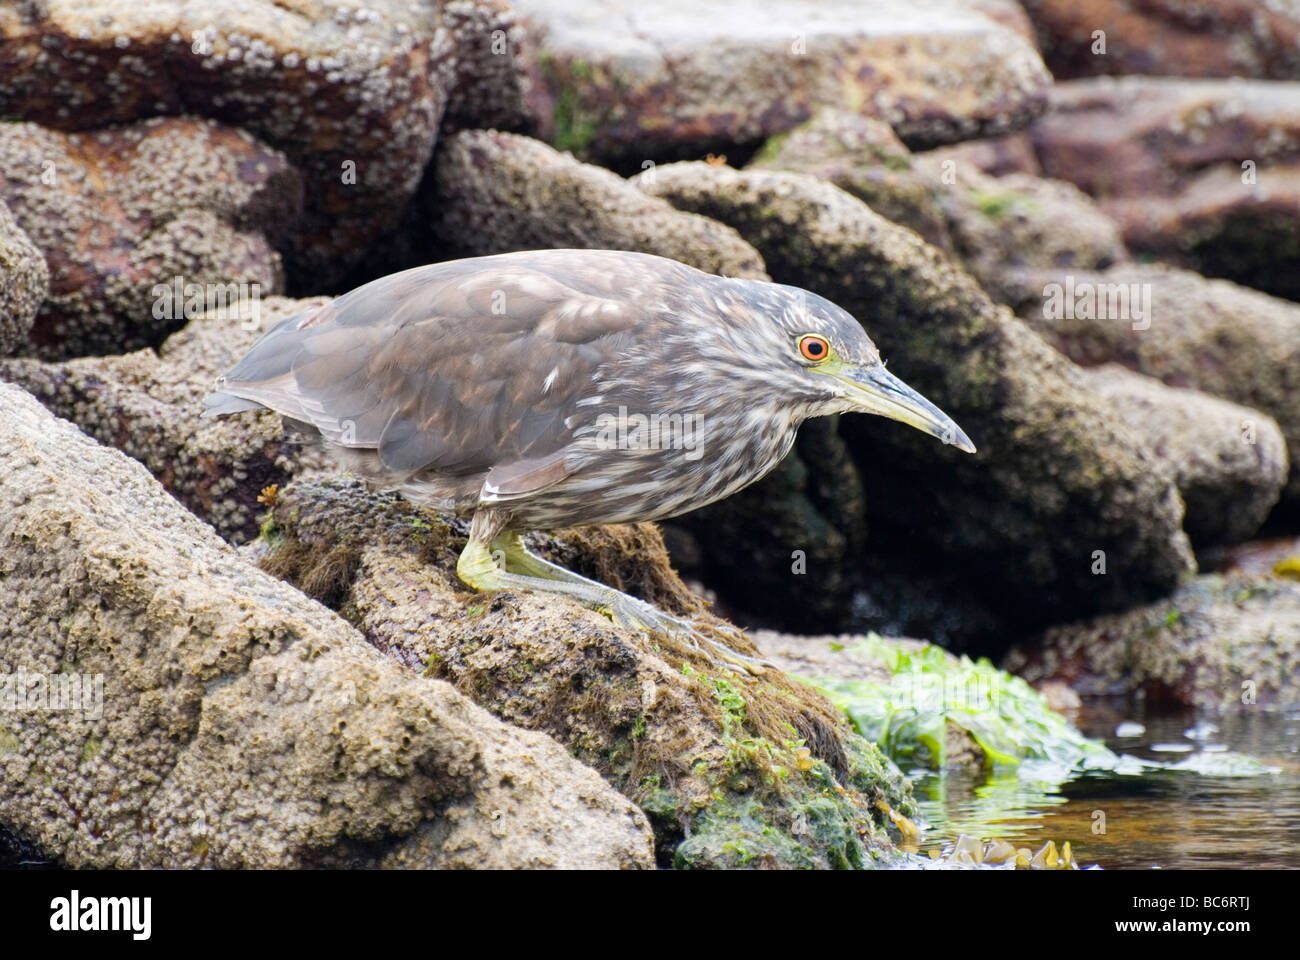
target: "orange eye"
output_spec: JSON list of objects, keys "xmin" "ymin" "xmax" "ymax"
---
[{"xmin": 799, "ymin": 335, "xmax": 830, "ymax": 362}]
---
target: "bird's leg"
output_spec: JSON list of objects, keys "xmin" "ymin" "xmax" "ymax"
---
[
  {"xmin": 478, "ymin": 530, "xmax": 695, "ymax": 633},
  {"xmin": 455, "ymin": 526, "xmax": 768, "ymax": 673},
  {"xmin": 456, "ymin": 532, "xmax": 618, "ymax": 610}
]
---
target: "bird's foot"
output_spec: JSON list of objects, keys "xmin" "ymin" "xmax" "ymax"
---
[
  {"xmin": 460, "ymin": 533, "xmax": 770, "ymax": 675},
  {"xmin": 599, "ymin": 592, "xmax": 770, "ymax": 675}
]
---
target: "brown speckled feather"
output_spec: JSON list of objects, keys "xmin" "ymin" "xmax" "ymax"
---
[
  {"xmin": 205, "ymin": 247, "xmax": 901, "ymax": 529},
  {"xmin": 207, "ymin": 250, "xmax": 693, "ymax": 493}
]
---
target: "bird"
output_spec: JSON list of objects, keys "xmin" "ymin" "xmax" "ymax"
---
[{"xmin": 205, "ymin": 249, "xmax": 974, "ymax": 665}]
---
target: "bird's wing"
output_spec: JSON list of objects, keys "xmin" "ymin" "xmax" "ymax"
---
[{"xmin": 205, "ymin": 252, "xmax": 681, "ymax": 490}]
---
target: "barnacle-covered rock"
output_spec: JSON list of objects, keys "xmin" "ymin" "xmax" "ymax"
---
[
  {"xmin": 429, "ymin": 129, "xmax": 768, "ymax": 280},
  {"xmin": 0, "ymin": 0, "xmax": 477, "ymax": 279},
  {"xmin": 0, "ymin": 380, "xmax": 655, "ymax": 869},
  {"xmin": 0, "ymin": 298, "xmax": 321, "ymax": 540},
  {"xmin": 1009, "ymin": 573, "xmax": 1300, "ymax": 709},
  {"xmin": 0, "ymin": 117, "xmax": 297, "ymax": 358},
  {"xmin": 0, "ymin": 198, "xmax": 47, "ymax": 355}
]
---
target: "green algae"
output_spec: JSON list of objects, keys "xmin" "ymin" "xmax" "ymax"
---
[
  {"xmin": 548, "ymin": 59, "xmax": 599, "ymax": 156},
  {"xmin": 665, "ymin": 662, "xmax": 917, "ymax": 870},
  {"xmin": 971, "ymin": 187, "xmax": 1038, "ymax": 220},
  {"xmin": 805, "ymin": 635, "xmax": 1114, "ymax": 771},
  {"xmin": 256, "ymin": 510, "xmax": 283, "ymax": 550},
  {"xmin": 796, "ymin": 635, "xmax": 1280, "ymax": 855}
]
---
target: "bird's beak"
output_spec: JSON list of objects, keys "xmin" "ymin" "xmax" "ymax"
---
[{"xmin": 835, "ymin": 364, "xmax": 977, "ymax": 453}]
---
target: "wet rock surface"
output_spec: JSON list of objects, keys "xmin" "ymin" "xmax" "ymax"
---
[
  {"xmin": 0, "ymin": 381, "xmax": 655, "ymax": 869},
  {"xmin": 0, "ymin": 117, "xmax": 299, "ymax": 358},
  {"xmin": 1009, "ymin": 574, "xmax": 1300, "ymax": 710}
]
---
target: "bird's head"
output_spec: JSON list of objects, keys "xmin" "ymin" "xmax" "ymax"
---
[{"xmin": 725, "ymin": 280, "xmax": 976, "ymax": 454}]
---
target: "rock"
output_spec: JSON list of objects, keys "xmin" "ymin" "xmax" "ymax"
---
[
  {"xmin": 1202, "ymin": 535, "xmax": 1300, "ymax": 578},
  {"xmin": 1077, "ymin": 364, "xmax": 1287, "ymax": 548},
  {"xmin": 1032, "ymin": 77, "xmax": 1300, "ymax": 301},
  {"xmin": 429, "ymin": 130, "xmax": 768, "ymax": 279},
  {"xmin": 749, "ymin": 630, "xmax": 911, "ymax": 686},
  {"xmin": 749, "ymin": 109, "xmax": 954, "ymax": 251},
  {"xmin": 0, "ymin": 0, "xmax": 463, "ymax": 279},
  {"xmin": 911, "ymin": 158, "xmax": 1130, "ymax": 305},
  {"xmin": 1017, "ymin": 0, "xmax": 1300, "ymax": 81},
  {"xmin": 0, "ymin": 199, "xmax": 47, "ymax": 355},
  {"xmin": 0, "ymin": 298, "xmax": 326, "ymax": 541},
  {"xmin": 998, "ymin": 263, "xmax": 1300, "ymax": 504},
  {"xmin": 254, "ymin": 477, "xmax": 920, "ymax": 869},
  {"xmin": 438, "ymin": 0, "xmax": 531, "ymax": 134},
  {"xmin": 509, "ymin": 0, "xmax": 1052, "ymax": 165},
  {"xmin": 1007, "ymin": 573, "xmax": 1300, "ymax": 709},
  {"xmin": 920, "ymin": 131, "xmax": 1042, "ymax": 177},
  {"xmin": 634, "ymin": 161, "xmax": 1194, "ymax": 647},
  {"xmin": 1036, "ymin": 680, "xmax": 1082, "ymax": 717},
  {"xmin": 0, "ymin": 117, "xmax": 298, "ymax": 358},
  {"xmin": 754, "ymin": 111, "xmax": 1130, "ymax": 303},
  {"xmin": 964, "ymin": 0, "xmax": 1040, "ymax": 45},
  {"xmin": 0, "ymin": 380, "xmax": 655, "ymax": 869}
]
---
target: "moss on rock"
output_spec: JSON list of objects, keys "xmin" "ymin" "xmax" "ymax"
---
[{"xmin": 258, "ymin": 477, "xmax": 919, "ymax": 868}]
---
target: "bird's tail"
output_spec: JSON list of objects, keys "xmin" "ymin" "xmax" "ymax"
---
[
  {"xmin": 201, "ymin": 305, "xmax": 323, "ymax": 418},
  {"xmin": 200, "ymin": 390, "xmax": 268, "ymax": 419}
]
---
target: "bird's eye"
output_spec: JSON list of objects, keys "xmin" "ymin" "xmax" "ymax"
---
[{"xmin": 798, "ymin": 335, "xmax": 830, "ymax": 363}]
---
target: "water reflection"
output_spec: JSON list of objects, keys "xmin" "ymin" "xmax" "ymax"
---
[{"xmin": 911, "ymin": 701, "xmax": 1299, "ymax": 869}]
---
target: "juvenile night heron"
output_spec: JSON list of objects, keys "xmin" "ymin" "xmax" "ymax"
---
[{"xmin": 205, "ymin": 249, "xmax": 974, "ymax": 661}]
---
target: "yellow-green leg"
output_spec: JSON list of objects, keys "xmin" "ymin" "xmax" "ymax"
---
[
  {"xmin": 457, "ymin": 531, "xmax": 689, "ymax": 632},
  {"xmin": 455, "ymin": 527, "xmax": 768, "ymax": 672}
]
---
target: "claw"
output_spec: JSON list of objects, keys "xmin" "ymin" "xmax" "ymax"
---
[{"xmin": 601, "ymin": 594, "xmax": 772, "ymax": 675}]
